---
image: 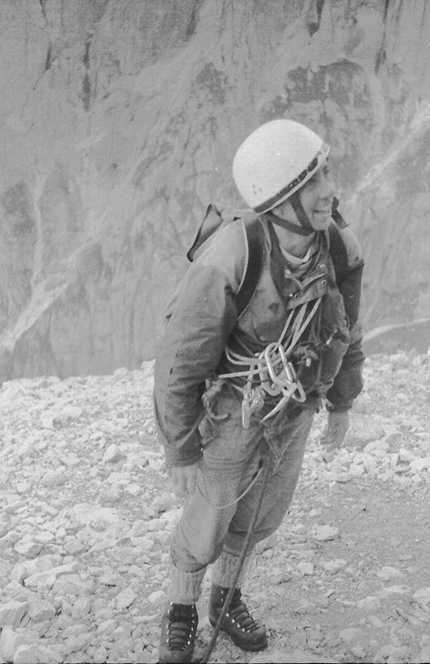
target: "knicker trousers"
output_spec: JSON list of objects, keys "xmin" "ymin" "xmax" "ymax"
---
[{"xmin": 168, "ymin": 390, "xmax": 316, "ymax": 602}]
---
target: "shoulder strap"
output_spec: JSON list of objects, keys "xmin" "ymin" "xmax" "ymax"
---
[
  {"xmin": 327, "ymin": 198, "xmax": 349, "ymax": 284},
  {"xmin": 236, "ymin": 217, "xmax": 265, "ymax": 317},
  {"xmin": 187, "ymin": 205, "xmax": 264, "ymax": 317},
  {"xmin": 328, "ymin": 222, "xmax": 348, "ymax": 284},
  {"xmin": 187, "ymin": 204, "xmax": 221, "ymax": 262}
]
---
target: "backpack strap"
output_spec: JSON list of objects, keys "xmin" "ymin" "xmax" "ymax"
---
[
  {"xmin": 328, "ymin": 222, "xmax": 349, "ymax": 285},
  {"xmin": 236, "ymin": 217, "xmax": 265, "ymax": 317},
  {"xmin": 187, "ymin": 204, "xmax": 221, "ymax": 262},
  {"xmin": 187, "ymin": 205, "xmax": 265, "ymax": 317}
]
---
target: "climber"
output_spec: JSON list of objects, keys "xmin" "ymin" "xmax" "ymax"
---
[{"xmin": 153, "ymin": 118, "xmax": 365, "ymax": 663}]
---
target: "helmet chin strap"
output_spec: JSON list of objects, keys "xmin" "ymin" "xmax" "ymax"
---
[
  {"xmin": 264, "ymin": 189, "xmax": 315, "ymax": 236},
  {"xmin": 264, "ymin": 211, "xmax": 313, "ymax": 236},
  {"xmin": 265, "ymin": 194, "xmax": 343, "ymax": 236},
  {"xmin": 288, "ymin": 190, "xmax": 315, "ymax": 234}
]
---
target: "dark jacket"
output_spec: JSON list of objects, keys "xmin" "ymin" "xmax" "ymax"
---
[{"xmin": 154, "ymin": 216, "xmax": 365, "ymax": 467}]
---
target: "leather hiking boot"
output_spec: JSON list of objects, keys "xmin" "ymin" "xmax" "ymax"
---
[
  {"xmin": 208, "ymin": 584, "xmax": 267, "ymax": 652},
  {"xmin": 159, "ymin": 602, "xmax": 198, "ymax": 663}
]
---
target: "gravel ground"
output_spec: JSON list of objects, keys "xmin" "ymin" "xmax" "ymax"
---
[{"xmin": 0, "ymin": 352, "xmax": 429, "ymax": 664}]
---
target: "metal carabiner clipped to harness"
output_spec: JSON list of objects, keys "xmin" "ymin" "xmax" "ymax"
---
[
  {"xmin": 264, "ymin": 342, "xmax": 294, "ymax": 387},
  {"xmin": 260, "ymin": 348, "xmax": 306, "ymax": 423}
]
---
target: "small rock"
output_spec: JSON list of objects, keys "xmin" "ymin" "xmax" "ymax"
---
[
  {"xmin": 345, "ymin": 414, "xmax": 385, "ymax": 449},
  {"xmin": 311, "ymin": 525, "xmax": 339, "ymax": 541},
  {"xmin": 292, "ymin": 599, "xmax": 315, "ymax": 615},
  {"xmin": 27, "ymin": 598, "xmax": 55, "ymax": 622},
  {"xmin": 115, "ymin": 587, "xmax": 137, "ymax": 610},
  {"xmin": 413, "ymin": 587, "xmax": 430, "ymax": 606},
  {"xmin": 35, "ymin": 645, "xmax": 64, "ymax": 664},
  {"xmin": 40, "ymin": 504, "xmax": 59, "ymax": 518},
  {"xmin": 321, "ymin": 559, "xmax": 347, "ymax": 575},
  {"xmin": 410, "ymin": 457, "xmax": 430, "ymax": 472},
  {"xmin": 62, "ymin": 624, "xmax": 89, "ymax": 639},
  {"xmin": 339, "ymin": 627, "xmax": 362, "ymax": 643},
  {"xmin": 314, "ymin": 595, "xmax": 329, "ymax": 608},
  {"xmin": 41, "ymin": 469, "xmax": 67, "ymax": 487},
  {"xmin": 0, "ymin": 601, "xmax": 29, "ymax": 629},
  {"xmin": 378, "ymin": 584, "xmax": 411, "ymax": 597},
  {"xmin": 418, "ymin": 646, "xmax": 430, "ymax": 664},
  {"xmin": 150, "ymin": 494, "xmax": 175, "ymax": 513},
  {"xmin": 124, "ymin": 483, "xmax": 141, "ymax": 496},
  {"xmin": 146, "ymin": 518, "xmax": 167, "ymax": 532},
  {"xmin": 99, "ymin": 571, "xmax": 122, "ymax": 586},
  {"xmin": 368, "ymin": 614, "xmax": 385, "ymax": 628},
  {"xmin": 387, "ymin": 646, "xmax": 411, "ymax": 663},
  {"xmin": 96, "ymin": 619, "xmax": 118, "ymax": 636},
  {"xmin": 24, "ymin": 563, "xmax": 79, "ymax": 591},
  {"xmin": 99, "ymin": 488, "xmax": 121, "ymax": 503},
  {"xmin": 14, "ymin": 541, "xmax": 43, "ymax": 559},
  {"xmin": 52, "ymin": 407, "xmax": 82, "ymax": 428},
  {"xmin": 93, "ymin": 647, "xmax": 109, "ymax": 663},
  {"xmin": 40, "ymin": 415, "xmax": 55, "ymax": 429},
  {"xmin": 147, "ymin": 590, "xmax": 166, "ymax": 604},
  {"xmin": 376, "ymin": 644, "xmax": 396, "ymax": 659},
  {"xmin": 13, "ymin": 645, "xmax": 38, "ymax": 664},
  {"xmin": 376, "ymin": 566, "xmax": 405, "ymax": 581},
  {"xmin": 0, "ymin": 626, "xmax": 34, "ymax": 663},
  {"xmin": 334, "ymin": 472, "xmax": 351, "ymax": 483},
  {"xmin": 62, "ymin": 633, "xmax": 92, "ymax": 656},
  {"xmin": 0, "ymin": 531, "xmax": 21, "ymax": 547},
  {"xmin": 33, "ymin": 531, "xmax": 55, "ymax": 545},
  {"xmin": 4, "ymin": 502, "xmax": 26, "ymax": 515},
  {"xmin": 348, "ymin": 463, "xmax": 365, "ymax": 477},
  {"xmin": 350, "ymin": 645, "xmax": 367, "ymax": 658},
  {"xmin": 103, "ymin": 444, "xmax": 122, "ymax": 463},
  {"xmin": 63, "ymin": 539, "xmax": 87, "ymax": 556},
  {"xmin": 297, "ymin": 562, "xmax": 314, "ymax": 576},
  {"xmin": 52, "ymin": 574, "xmax": 95, "ymax": 597},
  {"xmin": 71, "ymin": 596, "xmax": 92, "ymax": 620},
  {"xmin": 129, "ymin": 536, "xmax": 154, "ymax": 552}
]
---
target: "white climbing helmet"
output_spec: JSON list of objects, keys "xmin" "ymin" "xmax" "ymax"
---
[{"xmin": 232, "ymin": 119, "xmax": 330, "ymax": 214}]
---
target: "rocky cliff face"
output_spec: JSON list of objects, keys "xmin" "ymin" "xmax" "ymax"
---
[{"xmin": 1, "ymin": 0, "xmax": 429, "ymax": 380}]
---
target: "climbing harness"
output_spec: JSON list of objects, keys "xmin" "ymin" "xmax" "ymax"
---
[{"xmin": 218, "ymin": 297, "xmax": 322, "ymax": 428}]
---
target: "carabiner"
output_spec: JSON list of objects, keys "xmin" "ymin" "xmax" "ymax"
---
[{"xmin": 264, "ymin": 343, "xmax": 293, "ymax": 387}]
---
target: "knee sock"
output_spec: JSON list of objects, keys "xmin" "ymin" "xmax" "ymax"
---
[
  {"xmin": 211, "ymin": 550, "xmax": 253, "ymax": 589},
  {"xmin": 167, "ymin": 560, "xmax": 206, "ymax": 604}
]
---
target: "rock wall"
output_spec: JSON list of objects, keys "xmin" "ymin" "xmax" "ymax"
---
[{"xmin": 0, "ymin": 0, "xmax": 429, "ymax": 379}]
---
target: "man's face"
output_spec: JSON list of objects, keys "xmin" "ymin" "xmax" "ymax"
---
[{"xmin": 274, "ymin": 159, "xmax": 336, "ymax": 231}]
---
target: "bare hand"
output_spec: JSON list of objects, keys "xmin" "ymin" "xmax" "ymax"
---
[
  {"xmin": 321, "ymin": 411, "xmax": 350, "ymax": 451},
  {"xmin": 169, "ymin": 464, "xmax": 199, "ymax": 498}
]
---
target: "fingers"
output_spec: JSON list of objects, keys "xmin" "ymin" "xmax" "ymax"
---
[
  {"xmin": 320, "ymin": 413, "xmax": 350, "ymax": 450},
  {"xmin": 170, "ymin": 466, "xmax": 198, "ymax": 498}
]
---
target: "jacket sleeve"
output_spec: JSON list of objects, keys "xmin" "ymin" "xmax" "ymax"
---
[
  {"xmin": 153, "ymin": 225, "xmax": 245, "ymax": 468},
  {"xmin": 326, "ymin": 226, "xmax": 365, "ymax": 412}
]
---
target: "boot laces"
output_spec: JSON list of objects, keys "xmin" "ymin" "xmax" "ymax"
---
[
  {"xmin": 225, "ymin": 589, "xmax": 260, "ymax": 633},
  {"xmin": 167, "ymin": 603, "xmax": 197, "ymax": 651}
]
